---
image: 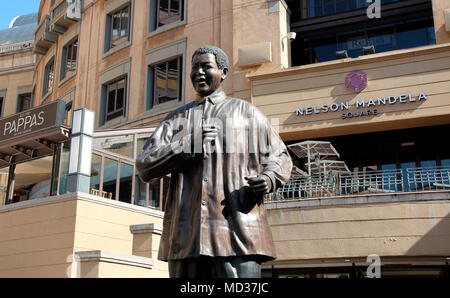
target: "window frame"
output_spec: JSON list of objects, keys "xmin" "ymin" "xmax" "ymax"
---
[
  {"xmin": 109, "ymin": 5, "xmax": 131, "ymax": 50},
  {"xmin": 148, "ymin": 0, "xmax": 187, "ymax": 38},
  {"xmin": 60, "ymin": 37, "xmax": 79, "ymax": 82},
  {"xmin": 144, "ymin": 38, "xmax": 187, "ymax": 117},
  {"xmin": 17, "ymin": 93, "xmax": 32, "ymax": 113},
  {"xmin": 151, "ymin": 56, "xmax": 183, "ymax": 107},
  {"xmin": 104, "ymin": 0, "xmax": 134, "ymax": 57},
  {"xmin": 105, "ymin": 77, "xmax": 128, "ymax": 123},
  {"xmin": 43, "ymin": 58, "xmax": 55, "ymax": 99}
]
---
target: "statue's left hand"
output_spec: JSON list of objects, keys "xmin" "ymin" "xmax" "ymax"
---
[{"xmin": 245, "ymin": 175, "xmax": 271, "ymax": 195}]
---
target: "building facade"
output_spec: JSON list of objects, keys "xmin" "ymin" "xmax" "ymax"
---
[{"xmin": 0, "ymin": 0, "xmax": 450, "ymax": 278}]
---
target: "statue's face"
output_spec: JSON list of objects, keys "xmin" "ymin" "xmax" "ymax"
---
[{"xmin": 190, "ymin": 53, "xmax": 227, "ymax": 97}]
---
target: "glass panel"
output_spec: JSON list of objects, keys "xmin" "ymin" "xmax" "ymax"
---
[
  {"xmin": 134, "ymin": 175, "xmax": 146, "ymax": 207},
  {"xmin": 396, "ymin": 20, "xmax": 428, "ymax": 50},
  {"xmin": 93, "ymin": 135, "xmax": 134, "ymax": 158},
  {"xmin": 338, "ymin": 29, "xmax": 367, "ymax": 58},
  {"xmin": 59, "ymin": 147, "xmax": 70, "ymax": 195},
  {"xmin": 102, "ymin": 158, "xmax": 117, "ymax": 200},
  {"xmin": 137, "ymin": 132, "xmax": 153, "ymax": 153},
  {"xmin": 112, "ymin": 12, "xmax": 120, "ymax": 38},
  {"xmin": 166, "ymin": 58, "xmax": 179, "ymax": 102},
  {"xmin": 120, "ymin": 7, "xmax": 129, "ymax": 37},
  {"xmin": 336, "ymin": 0, "xmax": 346, "ymax": 13},
  {"xmin": 0, "ymin": 168, "xmax": 9, "ymax": 206},
  {"xmin": 116, "ymin": 79, "xmax": 125, "ymax": 110},
  {"xmin": 171, "ymin": 0, "xmax": 180, "ymax": 14},
  {"xmin": 14, "ymin": 156, "xmax": 53, "ymax": 202},
  {"xmin": 148, "ymin": 178, "xmax": 161, "ymax": 208},
  {"xmin": 118, "ymin": 163, "xmax": 133, "ymax": 203},
  {"xmin": 159, "ymin": 0, "xmax": 170, "ymax": 25},
  {"xmin": 323, "ymin": 0, "xmax": 334, "ymax": 15},
  {"xmin": 366, "ymin": 26, "xmax": 396, "ymax": 54},
  {"xmin": 90, "ymin": 154, "xmax": 102, "ymax": 195},
  {"xmin": 311, "ymin": 34, "xmax": 336, "ymax": 63},
  {"xmin": 107, "ymin": 85, "xmax": 116, "ymax": 114},
  {"xmin": 155, "ymin": 62, "xmax": 167, "ymax": 104}
]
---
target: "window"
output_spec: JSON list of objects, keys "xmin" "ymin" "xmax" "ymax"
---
[
  {"xmin": 17, "ymin": 93, "xmax": 32, "ymax": 113},
  {"xmin": 61, "ymin": 38, "xmax": 78, "ymax": 81},
  {"xmin": 150, "ymin": 57, "xmax": 182, "ymax": 106},
  {"xmin": 295, "ymin": 0, "xmax": 398, "ymax": 20},
  {"xmin": 149, "ymin": 0, "xmax": 185, "ymax": 33},
  {"xmin": 108, "ymin": 5, "xmax": 131, "ymax": 50},
  {"xmin": 43, "ymin": 59, "xmax": 55, "ymax": 97},
  {"xmin": 105, "ymin": 77, "xmax": 127, "ymax": 122},
  {"xmin": 0, "ymin": 97, "xmax": 3, "ymax": 117},
  {"xmin": 157, "ymin": 0, "xmax": 182, "ymax": 27},
  {"xmin": 292, "ymin": 16, "xmax": 436, "ymax": 66},
  {"xmin": 64, "ymin": 101, "xmax": 73, "ymax": 127}
]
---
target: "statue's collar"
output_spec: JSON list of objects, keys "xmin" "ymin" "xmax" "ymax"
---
[{"xmin": 196, "ymin": 90, "xmax": 226, "ymax": 105}]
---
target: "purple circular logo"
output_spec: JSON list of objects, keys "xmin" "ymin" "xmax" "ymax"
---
[{"xmin": 345, "ymin": 70, "xmax": 368, "ymax": 93}]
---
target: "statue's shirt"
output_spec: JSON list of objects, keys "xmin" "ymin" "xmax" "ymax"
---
[{"xmin": 136, "ymin": 91, "xmax": 293, "ymax": 261}]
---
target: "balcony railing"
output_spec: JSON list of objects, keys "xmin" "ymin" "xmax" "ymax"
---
[
  {"xmin": 266, "ymin": 166, "xmax": 450, "ymax": 202},
  {"xmin": 33, "ymin": 15, "xmax": 58, "ymax": 55},
  {"xmin": 50, "ymin": 0, "xmax": 81, "ymax": 34}
]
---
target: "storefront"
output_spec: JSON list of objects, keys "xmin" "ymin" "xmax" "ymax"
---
[{"xmin": 0, "ymin": 103, "xmax": 166, "ymax": 211}]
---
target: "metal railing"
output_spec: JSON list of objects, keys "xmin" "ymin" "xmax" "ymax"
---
[
  {"xmin": 267, "ymin": 166, "xmax": 450, "ymax": 202},
  {"xmin": 52, "ymin": 0, "xmax": 68, "ymax": 20}
]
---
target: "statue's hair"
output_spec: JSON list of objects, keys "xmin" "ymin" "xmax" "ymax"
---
[{"xmin": 192, "ymin": 46, "xmax": 229, "ymax": 70}]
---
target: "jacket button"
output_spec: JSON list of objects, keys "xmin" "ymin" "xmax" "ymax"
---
[
  {"xmin": 202, "ymin": 201, "xmax": 206, "ymax": 206},
  {"xmin": 203, "ymin": 177, "xmax": 208, "ymax": 182}
]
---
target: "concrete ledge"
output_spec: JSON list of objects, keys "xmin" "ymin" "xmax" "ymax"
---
[
  {"xmin": 130, "ymin": 223, "xmax": 163, "ymax": 235},
  {"xmin": 265, "ymin": 191, "xmax": 450, "ymax": 210},
  {"xmin": 0, "ymin": 192, "xmax": 164, "ymax": 218},
  {"xmin": 75, "ymin": 250, "xmax": 154, "ymax": 269}
]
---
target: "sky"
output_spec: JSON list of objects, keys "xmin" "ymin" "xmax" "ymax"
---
[{"xmin": 0, "ymin": 1, "xmax": 40, "ymax": 30}]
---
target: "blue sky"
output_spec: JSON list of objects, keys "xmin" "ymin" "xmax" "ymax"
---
[{"xmin": 0, "ymin": 1, "xmax": 40, "ymax": 30}]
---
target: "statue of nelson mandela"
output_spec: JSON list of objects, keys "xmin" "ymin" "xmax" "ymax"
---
[{"xmin": 136, "ymin": 46, "xmax": 292, "ymax": 278}]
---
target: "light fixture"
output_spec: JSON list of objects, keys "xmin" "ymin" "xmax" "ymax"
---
[
  {"xmin": 67, "ymin": 108, "xmax": 95, "ymax": 194},
  {"xmin": 282, "ymin": 32, "xmax": 297, "ymax": 42},
  {"xmin": 363, "ymin": 45, "xmax": 376, "ymax": 55},
  {"xmin": 336, "ymin": 50, "xmax": 349, "ymax": 59}
]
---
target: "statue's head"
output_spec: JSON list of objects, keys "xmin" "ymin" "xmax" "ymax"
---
[{"xmin": 191, "ymin": 46, "xmax": 229, "ymax": 97}]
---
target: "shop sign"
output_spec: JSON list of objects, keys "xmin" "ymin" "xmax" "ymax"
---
[
  {"xmin": 295, "ymin": 92, "xmax": 427, "ymax": 119},
  {"xmin": 0, "ymin": 100, "xmax": 66, "ymax": 143}
]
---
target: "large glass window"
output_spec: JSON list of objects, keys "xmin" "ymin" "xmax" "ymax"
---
[
  {"xmin": 292, "ymin": 16, "xmax": 436, "ymax": 66},
  {"xmin": 295, "ymin": 0, "xmax": 399, "ymax": 20},
  {"xmin": 105, "ymin": 77, "xmax": 127, "ymax": 122}
]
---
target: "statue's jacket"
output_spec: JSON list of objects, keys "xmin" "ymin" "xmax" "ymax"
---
[{"xmin": 136, "ymin": 90, "xmax": 293, "ymax": 262}]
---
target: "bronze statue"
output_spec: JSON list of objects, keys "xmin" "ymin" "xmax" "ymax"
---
[{"xmin": 136, "ymin": 46, "xmax": 293, "ymax": 278}]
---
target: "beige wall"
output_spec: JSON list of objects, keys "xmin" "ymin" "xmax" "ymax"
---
[
  {"xmin": 250, "ymin": 44, "xmax": 450, "ymax": 141},
  {"xmin": 432, "ymin": 0, "xmax": 450, "ymax": 44},
  {"xmin": 267, "ymin": 194, "xmax": 450, "ymax": 263},
  {"xmin": 0, "ymin": 49, "xmax": 35, "ymax": 117},
  {"xmin": 0, "ymin": 194, "xmax": 167, "ymax": 278}
]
